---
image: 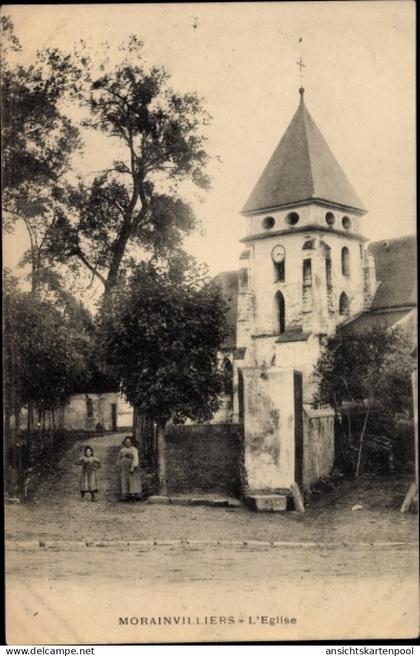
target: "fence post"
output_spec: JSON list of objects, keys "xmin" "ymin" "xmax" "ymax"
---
[
  {"xmin": 414, "ymin": 369, "xmax": 419, "ymax": 492},
  {"xmin": 400, "ymin": 369, "xmax": 418, "ymax": 512}
]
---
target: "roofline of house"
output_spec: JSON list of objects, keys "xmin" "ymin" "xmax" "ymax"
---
[
  {"xmin": 368, "ymin": 233, "xmax": 417, "ymax": 249},
  {"xmin": 339, "ymin": 304, "xmax": 416, "ymax": 330}
]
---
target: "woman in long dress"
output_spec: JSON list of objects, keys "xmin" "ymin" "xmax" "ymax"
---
[
  {"xmin": 77, "ymin": 445, "xmax": 101, "ymax": 501},
  {"xmin": 118, "ymin": 436, "xmax": 142, "ymax": 501}
]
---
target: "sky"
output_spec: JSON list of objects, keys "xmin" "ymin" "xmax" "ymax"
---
[{"xmin": 3, "ymin": 2, "xmax": 416, "ymax": 283}]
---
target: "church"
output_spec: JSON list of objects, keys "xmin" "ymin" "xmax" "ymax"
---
[
  {"xmin": 42, "ymin": 84, "xmax": 415, "ymax": 509},
  {"xmin": 168, "ymin": 85, "xmax": 416, "ymax": 510}
]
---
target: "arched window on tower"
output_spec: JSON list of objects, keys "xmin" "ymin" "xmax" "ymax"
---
[
  {"xmin": 238, "ymin": 370, "xmax": 244, "ymax": 423},
  {"xmin": 341, "ymin": 247, "xmax": 350, "ymax": 276},
  {"xmin": 339, "ymin": 292, "xmax": 350, "ymax": 317},
  {"xmin": 274, "ymin": 291, "xmax": 286, "ymax": 334},
  {"xmin": 274, "ymin": 259, "xmax": 285, "ymax": 282},
  {"xmin": 239, "ymin": 268, "xmax": 248, "ymax": 289},
  {"xmin": 302, "ymin": 258, "xmax": 313, "ymax": 312},
  {"xmin": 222, "ymin": 357, "xmax": 233, "ymax": 396}
]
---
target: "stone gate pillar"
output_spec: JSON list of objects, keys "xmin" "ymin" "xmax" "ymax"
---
[{"xmin": 240, "ymin": 366, "xmax": 303, "ymax": 511}]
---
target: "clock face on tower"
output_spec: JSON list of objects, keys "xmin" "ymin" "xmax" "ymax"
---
[{"xmin": 271, "ymin": 245, "xmax": 285, "ymax": 263}]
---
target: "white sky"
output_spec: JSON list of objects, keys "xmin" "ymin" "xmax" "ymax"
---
[{"xmin": 3, "ymin": 2, "xmax": 416, "ymax": 282}]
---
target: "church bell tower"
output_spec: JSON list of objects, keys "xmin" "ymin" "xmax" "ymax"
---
[{"xmin": 235, "ymin": 88, "xmax": 376, "ymax": 398}]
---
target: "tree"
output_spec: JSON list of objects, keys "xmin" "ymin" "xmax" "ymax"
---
[
  {"xmin": 1, "ymin": 16, "xmax": 82, "ymax": 295},
  {"xmin": 100, "ymin": 256, "xmax": 228, "ymax": 494},
  {"xmin": 3, "ymin": 270, "xmax": 100, "ymax": 496},
  {"xmin": 48, "ymin": 36, "xmax": 212, "ymax": 300},
  {"xmin": 313, "ymin": 326, "xmax": 414, "ymax": 475},
  {"xmin": 3, "ymin": 274, "xmax": 89, "ymax": 419}
]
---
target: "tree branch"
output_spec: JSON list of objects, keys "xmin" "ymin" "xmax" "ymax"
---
[
  {"xmin": 74, "ymin": 248, "xmax": 107, "ymax": 287},
  {"xmin": 108, "ymin": 197, "xmax": 127, "ymax": 219},
  {"xmin": 82, "ymin": 167, "xmax": 130, "ymax": 179}
]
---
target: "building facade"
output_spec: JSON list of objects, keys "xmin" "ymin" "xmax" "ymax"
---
[
  {"xmin": 233, "ymin": 87, "xmax": 376, "ymax": 406},
  {"xmin": 200, "ymin": 87, "xmax": 415, "ymax": 508}
]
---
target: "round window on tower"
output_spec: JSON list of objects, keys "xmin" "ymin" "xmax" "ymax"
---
[
  {"xmin": 325, "ymin": 212, "xmax": 335, "ymax": 226},
  {"xmin": 285, "ymin": 211, "xmax": 300, "ymax": 226},
  {"xmin": 262, "ymin": 216, "xmax": 275, "ymax": 230},
  {"xmin": 342, "ymin": 216, "xmax": 351, "ymax": 230}
]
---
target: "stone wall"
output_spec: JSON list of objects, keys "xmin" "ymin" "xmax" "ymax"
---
[
  {"xmin": 240, "ymin": 367, "xmax": 302, "ymax": 493},
  {"xmin": 178, "ymin": 393, "xmax": 234, "ymax": 426},
  {"xmin": 302, "ymin": 405, "xmax": 335, "ymax": 488},
  {"xmin": 165, "ymin": 423, "xmax": 242, "ymax": 496}
]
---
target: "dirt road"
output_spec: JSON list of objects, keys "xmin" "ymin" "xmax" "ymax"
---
[
  {"xmin": 6, "ymin": 540, "xmax": 418, "ymax": 643},
  {"xmin": 5, "ymin": 433, "xmax": 419, "ymax": 643},
  {"xmin": 5, "ymin": 433, "xmax": 418, "ymax": 545}
]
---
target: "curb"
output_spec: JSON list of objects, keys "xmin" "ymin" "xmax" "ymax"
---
[
  {"xmin": 146, "ymin": 497, "xmax": 242, "ymax": 508},
  {"xmin": 6, "ymin": 539, "xmax": 418, "ymax": 550}
]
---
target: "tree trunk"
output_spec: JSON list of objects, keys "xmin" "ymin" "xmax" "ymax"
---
[
  {"xmin": 133, "ymin": 405, "xmax": 139, "ymax": 441},
  {"xmin": 355, "ymin": 408, "xmax": 370, "ymax": 478},
  {"xmin": 157, "ymin": 420, "xmax": 168, "ymax": 496},
  {"xmin": 104, "ymin": 218, "xmax": 134, "ymax": 299},
  {"xmin": 4, "ymin": 410, "xmax": 17, "ymax": 495},
  {"xmin": 27, "ymin": 402, "xmax": 33, "ymax": 433}
]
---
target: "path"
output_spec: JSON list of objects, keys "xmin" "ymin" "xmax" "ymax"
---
[
  {"xmin": 32, "ymin": 431, "xmax": 130, "ymax": 505},
  {"xmin": 5, "ymin": 433, "xmax": 419, "ymax": 643},
  {"xmin": 5, "ymin": 433, "xmax": 418, "ymax": 544}
]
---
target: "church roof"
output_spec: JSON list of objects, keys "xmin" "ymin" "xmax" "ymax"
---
[
  {"xmin": 340, "ymin": 307, "xmax": 414, "ymax": 336},
  {"xmin": 340, "ymin": 235, "xmax": 417, "ymax": 337},
  {"xmin": 368, "ymin": 235, "xmax": 417, "ymax": 310},
  {"xmin": 242, "ymin": 89, "xmax": 366, "ymax": 215}
]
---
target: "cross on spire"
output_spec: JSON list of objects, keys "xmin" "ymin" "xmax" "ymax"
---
[
  {"xmin": 296, "ymin": 57, "xmax": 305, "ymax": 76},
  {"xmin": 297, "ymin": 37, "xmax": 305, "ymax": 100}
]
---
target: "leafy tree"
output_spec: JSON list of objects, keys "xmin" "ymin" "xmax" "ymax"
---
[
  {"xmin": 313, "ymin": 326, "xmax": 414, "ymax": 475},
  {"xmin": 3, "ymin": 270, "xmax": 103, "ymax": 495},
  {"xmin": 101, "ymin": 255, "xmax": 228, "ymax": 494},
  {"xmin": 48, "ymin": 36, "xmax": 212, "ymax": 299},
  {"xmin": 1, "ymin": 16, "xmax": 82, "ymax": 295},
  {"xmin": 3, "ymin": 274, "xmax": 89, "ymax": 418},
  {"xmin": 3, "ymin": 267, "xmax": 116, "ymax": 472}
]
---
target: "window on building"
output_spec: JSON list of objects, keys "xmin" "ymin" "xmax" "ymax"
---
[
  {"xmin": 342, "ymin": 216, "xmax": 351, "ymax": 230},
  {"xmin": 238, "ymin": 370, "xmax": 244, "ymax": 423},
  {"xmin": 325, "ymin": 256, "xmax": 333, "ymax": 310},
  {"xmin": 302, "ymin": 258, "xmax": 313, "ymax": 312},
  {"xmin": 302, "ymin": 239, "xmax": 314, "ymax": 250},
  {"xmin": 303, "ymin": 259, "xmax": 312, "ymax": 285},
  {"xmin": 222, "ymin": 358, "xmax": 233, "ymax": 396},
  {"xmin": 274, "ymin": 291, "xmax": 286, "ymax": 334},
  {"xmin": 262, "ymin": 216, "xmax": 275, "ymax": 229},
  {"xmin": 86, "ymin": 396, "xmax": 94, "ymax": 418},
  {"xmin": 325, "ymin": 257, "xmax": 332, "ymax": 290},
  {"xmin": 339, "ymin": 292, "xmax": 350, "ymax": 316},
  {"xmin": 239, "ymin": 268, "xmax": 248, "ymax": 288},
  {"xmin": 325, "ymin": 212, "xmax": 335, "ymax": 226},
  {"xmin": 285, "ymin": 211, "xmax": 300, "ymax": 226},
  {"xmin": 274, "ymin": 260, "xmax": 285, "ymax": 282},
  {"xmin": 341, "ymin": 247, "xmax": 350, "ymax": 276}
]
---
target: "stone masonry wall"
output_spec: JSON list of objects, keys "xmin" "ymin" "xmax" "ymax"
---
[
  {"xmin": 165, "ymin": 423, "xmax": 242, "ymax": 496},
  {"xmin": 302, "ymin": 405, "xmax": 335, "ymax": 489}
]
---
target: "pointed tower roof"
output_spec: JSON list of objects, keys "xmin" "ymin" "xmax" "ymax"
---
[{"xmin": 242, "ymin": 88, "xmax": 366, "ymax": 215}]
